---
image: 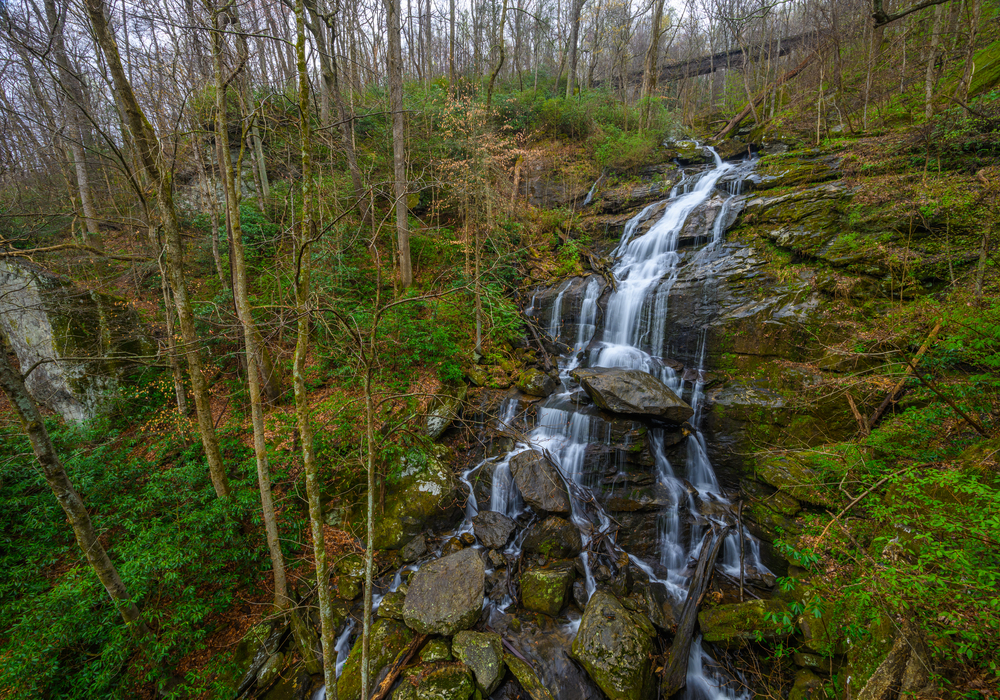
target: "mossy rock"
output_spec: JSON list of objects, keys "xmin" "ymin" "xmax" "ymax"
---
[
  {"xmin": 753, "ymin": 445, "xmax": 860, "ymax": 509},
  {"xmin": 520, "ymin": 563, "xmax": 575, "ymax": 616},
  {"xmin": 420, "ymin": 639, "xmax": 453, "ymax": 663},
  {"xmin": 337, "ymin": 618, "xmax": 414, "ymax": 700},
  {"xmin": 341, "ymin": 446, "xmax": 460, "ymax": 549},
  {"xmin": 517, "ymin": 368, "xmax": 557, "ymax": 397},
  {"xmin": 398, "ymin": 662, "xmax": 475, "ymax": 700},
  {"xmin": 504, "ymin": 653, "xmax": 556, "ymax": 700},
  {"xmin": 427, "ymin": 386, "xmax": 468, "ymax": 440},
  {"xmin": 452, "ymin": 631, "xmax": 505, "ymax": 695},
  {"xmin": 698, "ymin": 599, "xmax": 792, "ymax": 644},
  {"xmin": 378, "ymin": 590, "xmax": 406, "ymax": 620},
  {"xmin": 788, "ymin": 669, "xmax": 824, "ymax": 700}
]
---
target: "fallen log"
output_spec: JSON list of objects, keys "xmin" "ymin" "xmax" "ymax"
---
[
  {"xmin": 866, "ymin": 319, "xmax": 943, "ymax": 430},
  {"xmin": 660, "ymin": 524, "xmax": 733, "ymax": 697}
]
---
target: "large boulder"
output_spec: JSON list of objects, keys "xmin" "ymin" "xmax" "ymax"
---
[
  {"xmin": 509, "ymin": 451, "xmax": 571, "ymax": 515},
  {"xmin": 394, "ymin": 662, "xmax": 475, "ymax": 700},
  {"xmin": 0, "ymin": 260, "xmax": 155, "ymax": 424},
  {"xmin": 698, "ymin": 599, "xmax": 792, "ymax": 644},
  {"xmin": 339, "ymin": 447, "xmax": 460, "ymax": 549},
  {"xmin": 522, "ymin": 516, "xmax": 583, "ymax": 559},
  {"xmin": 571, "ymin": 591, "xmax": 657, "ymax": 700},
  {"xmin": 518, "ymin": 368, "xmax": 557, "ymax": 397},
  {"xmin": 451, "ymin": 631, "xmax": 506, "ymax": 695},
  {"xmin": 473, "ymin": 510, "xmax": 516, "ymax": 550},
  {"xmin": 570, "ymin": 368, "xmax": 693, "ymax": 423},
  {"xmin": 521, "ymin": 564, "xmax": 575, "ymax": 616},
  {"xmin": 338, "ymin": 618, "xmax": 414, "ymax": 700},
  {"xmin": 402, "ymin": 549, "xmax": 485, "ymax": 635}
]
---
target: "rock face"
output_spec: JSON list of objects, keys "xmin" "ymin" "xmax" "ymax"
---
[
  {"xmin": 338, "ymin": 618, "xmax": 414, "ymax": 700},
  {"xmin": 571, "ymin": 368, "xmax": 693, "ymax": 423},
  {"xmin": 0, "ymin": 260, "xmax": 154, "ymax": 424},
  {"xmin": 698, "ymin": 599, "xmax": 792, "ymax": 644},
  {"xmin": 472, "ymin": 510, "xmax": 516, "ymax": 550},
  {"xmin": 571, "ymin": 591, "xmax": 656, "ymax": 700},
  {"xmin": 518, "ymin": 368, "xmax": 557, "ymax": 397},
  {"xmin": 509, "ymin": 451, "xmax": 571, "ymax": 515},
  {"xmin": 427, "ymin": 386, "xmax": 467, "ymax": 440},
  {"xmin": 520, "ymin": 565, "xmax": 575, "ymax": 616},
  {"xmin": 402, "ymin": 549, "xmax": 485, "ymax": 635},
  {"xmin": 522, "ymin": 516, "xmax": 583, "ymax": 559},
  {"xmin": 451, "ymin": 631, "xmax": 506, "ymax": 695},
  {"xmin": 342, "ymin": 447, "xmax": 460, "ymax": 549}
]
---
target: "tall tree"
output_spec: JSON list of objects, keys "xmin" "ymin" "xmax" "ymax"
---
[
  {"xmin": 385, "ymin": 0, "xmax": 412, "ymax": 288},
  {"xmin": 82, "ymin": 0, "xmax": 231, "ymax": 499},
  {"xmin": 640, "ymin": 0, "xmax": 667, "ymax": 126},
  {"xmin": 565, "ymin": 0, "xmax": 586, "ymax": 97}
]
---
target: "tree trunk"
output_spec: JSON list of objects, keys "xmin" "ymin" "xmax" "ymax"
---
[
  {"xmin": 953, "ymin": 0, "xmax": 981, "ymax": 104},
  {"xmin": 486, "ymin": 0, "xmax": 509, "ymax": 110},
  {"xmin": 384, "ymin": 0, "xmax": 412, "ymax": 288},
  {"xmin": 640, "ymin": 0, "xmax": 666, "ymax": 126},
  {"xmin": 449, "ymin": 0, "xmax": 456, "ymax": 91},
  {"xmin": 565, "ymin": 0, "xmax": 585, "ymax": 98},
  {"xmin": 924, "ymin": 2, "xmax": 945, "ymax": 119},
  {"xmin": 0, "ymin": 330, "xmax": 155, "ymax": 646},
  {"xmin": 84, "ymin": 0, "xmax": 230, "ymax": 499}
]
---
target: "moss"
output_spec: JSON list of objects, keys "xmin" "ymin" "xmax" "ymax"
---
[
  {"xmin": 698, "ymin": 599, "xmax": 792, "ymax": 644},
  {"xmin": 504, "ymin": 654, "xmax": 555, "ymax": 700},
  {"xmin": 754, "ymin": 445, "xmax": 862, "ymax": 509},
  {"xmin": 520, "ymin": 565, "xmax": 574, "ymax": 616},
  {"xmin": 337, "ymin": 619, "xmax": 414, "ymax": 700}
]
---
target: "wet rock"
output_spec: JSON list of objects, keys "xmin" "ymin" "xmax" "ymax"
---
[
  {"xmin": 378, "ymin": 591, "xmax": 406, "ymax": 620},
  {"xmin": 509, "ymin": 450, "xmax": 571, "ymax": 515},
  {"xmin": 571, "ymin": 367, "xmax": 693, "ymax": 423},
  {"xmin": 0, "ymin": 260, "xmax": 155, "ymax": 424},
  {"xmin": 402, "ymin": 549, "xmax": 485, "ymax": 636},
  {"xmin": 256, "ymin": 652, "xmax": 284, "ymax": 687},
  {"xmin": 522, "ymin": 516, "xmax": 583, "ymax": 559},
  {"xmin": 504, "ymin": 654, "xmax": 556, "ymax": 700},
  {"xmin": 520, "ymin": 563, "xmax": 575, "ymax": 616},
  {"xmin": 398, "ymin": 662, "xmax": 475, "ymax": 700},
  {"xmin": 427, "ymin": 386, "xmax": 467, "ymax": 440},
  {"xmin": 789, "ymin": 669, "xmax": 824, "ymax": 700},
  {"xmin": 420, "ymin": 638, "xmax": 452, "ymax": 663},
  {"xmin": 338, "ymin": 618, "xmax": 414, "ymax": 700},
  {"xmin": 459, "ymin": 532, "xmax": 476, "ymax": 546},
  {"xmin": 518, "ymin": 368, "xmax": 557, "ymax": 397},
  {"xmin": 336, "ymin": 447, "xmax": 459, "ymax": 549},
  {"xmin": 664, "ymin": 139, "xmax": 712, "ymax": 165},
  {"xmin": 401, "ymin": 534, "xmax": 428, "ymax": 563},
  {"xmin": 441, "ymin": 537, "xmax": 466, "ymax": 556},
  {"xmin": 571, "ymin": 590, "xmax": 656, "ymax": 700},
  {"xmin": 698, "ymin": 599, "xmax": 792, "ymax": 644},
  {"xmin": 452, "ymin": 631, "xmax": 506, "ymax": 695},
  {"xmin": 794, "ymin": 652, "xmax": 826, "ymax": 671},
  {"xmin": 628, "ymin": 578, "xmax": 677, "ymax": 633},
  {"xmin": 473, "ymin": 510, "xmax": 516, "ymax": 550},
  {"xmin": 713, "ymin": 138, "xmax": 750, "ymax": 161}
]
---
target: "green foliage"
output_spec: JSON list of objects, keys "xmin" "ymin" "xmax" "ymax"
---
[
  {"xmin": 593, "ymin": 126, "xmax": 659, "ymax": 172},
  {"xmin": 219, "ymin": 205, "xmax": 281, "ymax": 252}
]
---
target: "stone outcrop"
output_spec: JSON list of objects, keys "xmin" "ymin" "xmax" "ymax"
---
[{"xmin": 571, "ymin": 368, "xmax": 693, "ymax": 422}]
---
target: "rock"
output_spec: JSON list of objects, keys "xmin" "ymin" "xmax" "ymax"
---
[
  {"xmin": 403, "ymin": 549, "xmax": 485, "ymax": 635},
  {"xmin": 473, "ymin": 510, "xmax": 516, "ymax": 550},
  {"xmin": 341, "ymin": 447, "xmax": 460, "ymax": 549},
  {"xmin": 452, "ymin": 631, "xmax": 506, "ymax": 695},
  {"xmin": 334, "ymin": 574, "xmax": 361, "ymax": 600},
  {"xmin": 794, "ymin": 652, "xmax": 826, "ymax": 671},
  {"xmin": 420, "ymin": 639, "xmax": 453, "ymax": 663},
  {"xmin": 518, "ymin": 368, "xmax": 557, "ymax": 397},
  {"xmin": 378, "ymin": 591, "xmax": 406, "ymax": 620},
  {"xmin": 522, "ymin": 517, "xmax": 582, "ymax": 559},
  {"xmin": 427, "ymin": 386, "xmax": 467, "ymax": 440},
  {"xmin": 520, "ymin": 564, "xmax": 575, "ymax": 616},
  {"xmin": 509, "ymin": 451, "xmax": 571, "ymax": 515},
  {"xmin": 256, "ymin": 652, "xmax": 284, "ymax": 687},
  {"xmin": 713, "ymin": 138, "xmax": 750, "ymax": 161},
  {"xmin": 571, "ymin": 591, "xmax": 656, "ymax": 700},
  {"xmin": 505, "ymin": 654, "xmax": 556, "ymax": 700},
  {"xmin": 399, "ymin": 662, "xmax": 476, "ymax": 700},
  {"xmin": 698, "ymin": 599, "xmax": 792, "ymax": 644},
  {"xmin": 337, "ymin": 618, "xmax": 414, "ymax": 700},
  {"xmin": 570, "ymin": 368, "xmax": 693, "ymax": 423},
  {"xmin": 401, "ymin": 534, "xmax": 428, "ymax": 562},
  {"xmin": 0, "ymin": 260, "xmax": 155, "ymax": 424},
  {"xmin": 664, "ymin": 139, "xmax": 712, "ymax": 165},
  {"xmin": 789, "ymin": 669, "xmax": 824, "ymax": 700},
  {"xmin": 441, "ymin": 537, "xmax": 466, "ymax": 556},
  {"xmin": 754, "ymin": 450, "xmax": 849, "ymax": 509}
]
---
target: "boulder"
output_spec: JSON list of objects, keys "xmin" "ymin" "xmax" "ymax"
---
[
  {"xmin": 0, "ymin": 260, "xmax": 155, "ymax": 424},
  {"xmin": 378, "ymin": 591, "xmax": 406, "ymax": 620},
  {"xmin": 452, "ymin": 631, "xmax": 506, "ymax": 695},
  {"xmin": 789, "ymin": 669, "xmax": 824, "ymax": 700},
  {"xmin": 570, "ymin": 368, "xmax": 693, "ymax": 423},
  {"xmin": 521, "ymin": 564, "xmax": 575, "ymax": 616},
  {"xmin": 396, "ymin": 662, "xmax": 475, "ymax": 700},
  {"xmin": 522, "ymin": 516, "xmax": 582, "ymax": 559},
  {"xmin": 401, "ymin": 534, "xmax": 428, "ymax": 563},
  {"xmin": 518, "ymin": 368, "xmax": 557, "ymax": 397},
  {"xmin": 509, "ymin": 451, "xmax": 571, "ymax": 515},
  {"xmin": 427, "ymin": 386, "xmax": 467, "ymax": 440},
  {"xmin": 402, "ymin": 549, "xmax": 485, "ymax": 635},
  {"xmin": 473, "ymin": 510, "xmax": 516, "ymax": 550},
  {"xmin": 420, "ymin": 639, "xmax": 452, "ymax": 663},
  {"xmin": 754, "ymin": 449, "xmax": 849, "ymax": 509},
  {"xmin": 340, "ymin": 447, "xmax": 460, "ymax": 549},
  {"xmin": 571, "ymin": 591, "xmax": 656, "ymax": 700},
  {"xmin": 698, "ymin": 599, "xmax": 792, "ymax": 644},
  {"xmin": 664, "ymin": 139, "xmax": 712, "ymax": 165},
  {"xmin": 337, "ymin": 618, "xmax": 414, "ymax": 700},
  {"xmin": 713, "ymin": 138, "xmax": 750, "ymax": 161}
]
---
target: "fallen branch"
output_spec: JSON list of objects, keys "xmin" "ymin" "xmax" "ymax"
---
[
  {"xmin": 866, "ymin": 319, "xmax": 943, "ymax": 430},
  {"xmin": 368, "ymin": 633, "xmax": 428, "ymax": 700}
]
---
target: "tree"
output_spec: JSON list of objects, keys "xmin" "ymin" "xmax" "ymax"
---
[
  {"xmin": 640, "ymin": 0, "xmax": 667, "ymax": 126},
  {"xmin": 82, "ymin": 0, "xmax": 230, "ymax": 499},
  {"xmin": 384, "ymin": 0, "xmax": 412, "ymax": 288},
  {"xmin": 565, "ymin": 0, "xmax": 586, "ymax": 98}
]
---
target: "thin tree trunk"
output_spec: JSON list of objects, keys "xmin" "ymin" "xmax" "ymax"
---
[
  {"xmin": 385, "ymin": 0, "xmax": 412, "ymax": 287},
  {"xmin": 486, "ymin": 0, "xmax": 509, "ymax": 110},
  {"xmin": 640, "ymin": 0, "xmax": 666, "ymax": 126},
  {"xmin": 924, "ymin": 2, "xmax": 945, "ymax": 119},
  {"xmin": 449, "ymin": 0, "xmax": 456, "ymax": 91},
  {"xmin": 954, "ymin": 0, "xmax": 981, "ymax": 104},
  {"xmin": 0, "ymin": 332, "xmax": 155, "ymax": 646},
  {"xmin": 252, "ymin": 118, "xmax": 270, "ymax": 201},
  {"xmin": 84, "ymin": 0, "xmax": 230, "ymax": 499},
  {"xmin": 565, "ymin": 0, "xmax": 585, "ymax": 98}
]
